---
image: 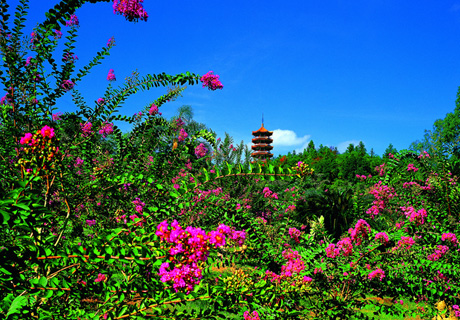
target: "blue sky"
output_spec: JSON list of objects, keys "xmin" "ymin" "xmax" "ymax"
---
[{"xmin": 6, "ymin": 0, "xmax": 460, "ymax": 156}]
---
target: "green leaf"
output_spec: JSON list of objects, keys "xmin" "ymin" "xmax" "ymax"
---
[{"xmin": 7, "ymin": 296, "xmax": 28, "ymax": 316}]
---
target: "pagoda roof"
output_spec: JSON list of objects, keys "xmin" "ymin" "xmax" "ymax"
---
[{"xmin": 252, "ymin": 123, "xmax": 273, "ymax": 136}]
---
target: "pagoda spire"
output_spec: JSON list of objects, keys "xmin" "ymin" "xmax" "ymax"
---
[{"xmin": 251, "ymin": 117, "xmax": 273, "ymax": 162}]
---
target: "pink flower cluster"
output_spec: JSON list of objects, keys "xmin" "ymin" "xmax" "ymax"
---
[
  {"xmin": 326, "ymin": 243, "xmax": 340, "ymax": 258},
  {"xmin": 194, "ymin": 143, "xmax": 208, "ymax": 159},
  {"xmin": 349, "ymin": 219, "xmax": 372, "ymax": 246},
  {"xmin": 61, "ymin": 79, "xmax": 74, "ymax": 91},
  {"xmin": 80, "ymin": 122, "xmax": 93, "ymax": 137},
  {"xmin": 98, "ymin": 122, "xmax": 114, "ymax": 138},
  {"xmin": 366, "ymin": 181, "xmax": 395, "ymax": 219},
  {"xmin": 86, "ymin": 219, "xmax": 96, "ymax": 227},
  {"xmin": 178, "ymin": 128, "xmax": 188, "ymax": 142},
  {"xmin": 325, "ymin": 237, "xmax": 354, "ymax": 259},
  {"xmin": 94, "ymin": 273, "xmax": 106, "ymax": 282},
  {"xmin": 375, "ymin": 232, "xmax": 389, "ymax": 245},
  {"xmin": 65, "ymin": 15, "xmax": 79, "ymax": 27},
  {"xmin": 263, "ymin": 187, "xmax": 278, "ymax": 199},
  {"xmin": 400, "ymin": 206, "xmax": 427, "ymax": 226},
  {"xmin": 407, "ymin": 163, "xmax": 419, "ymax": 172},
  {"xmin": 149, "ymin": 103, "xmax": 159, "ymax": 115},
  {"xmin": 393, "ymin": 236, "xmax": 415, "ymax": 251},
  {"xmin": 288, "ymin": 227, "xmax": 301, "ymax": 243},
  {"xmin": 107, "ymin": 37, "xmax": 115, "ymax": 48},
  {"xmin": 375, "ymin": 163, "xmax": 386, "ymax": 176},
  {"xmin": 107, "ymin": 69, "xmax": 116, "ymax": 81},
  {"xmin": 54, "ymin": 29, "xmax": 62, "ymax": 39},
  {"xmin": 200, "ymin": 71, "xmax": 223, "ymax": 90},
  {"xmin": 113, "ymin": 0, "xmax": 148, "ymax": 22},
  {"xmin": 356, "ymin": 174, "xmax": 371, "ymax": 181},
  {"xmin": 368, "ymin": 268, "xmax": 385, "ymax": 281},
  {"xmin": 427, "ymin": 245, "xmax": 449, "ymax": 261},
  {"xmin": 243, "ymin": 311, "xmax": 260, "ymax": 320},
  {"xmin": 156, "ymin": 221, "xmax": 245, "ymax": 293},
  {"xmin": 418, "ymin": 151, "xmax": 430, "ymax": 159},
  {"xmin": 265, "ymin": 248, "xmax": 307, "ymax": 283},
  {"xmin": 52, "ymin": 112, "xmax": 62, "ymax": 121},
  {"xmin": 19, "ymin": 126, "xmax": 55, "ymax": 145},
  {"xmin": 441, "ymin": 232, "xmax": 458, "ymax": 246}
]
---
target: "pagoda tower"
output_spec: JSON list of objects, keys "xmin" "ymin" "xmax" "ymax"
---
[{"xmin": 251, "ymin": 116, "xmax": 273, "ymax": 162}]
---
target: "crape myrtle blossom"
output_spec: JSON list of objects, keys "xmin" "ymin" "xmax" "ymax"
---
[
  {"xmin": 375, "ymin": 232, "xmax": 389, "ymax": 245},
  {"xmin": 149, "ymin": 103, "xmax": 159, "ymax": 115},
  {"xmin": 80, "ymin": 122, "xmax": 93, "ymax": 137},
  {"xmin": 392, "ymin": 236, "xmax": 416, "ymax": 252},
  {"xmin": 178, "ymin": 128, "xmax": 188, "ymax": 142},
  {"xmin": 244, "ymin": 311, "xmax": 260, "ymax": 320},
  {"xmin": 349, "ymin": 219, "xmax": 372, "ymax": 246},
  {"xmin": 113, "ymin": 0, "xmax": 148, "ymax": 22},
  {"xmin": 407, "ymin": 163, "xmax": 419, "ymax": 172},
  {"xmin": 368, "ymin": 268, "xmax": 385, "ymax": 281},
  {"xmin": 98, "ymin": 122, "xmax": 114, "ymax": 138},
  {"xmin": 200, "ymin": 71, "xmax": 223, "ymax": 90},
  {"xmin": 107, "ymin": 69, "xmax": 116, "ymax": 81},
  {"xmin": 288, "ymin": 227, "xmax": 301, "ymax": 243},
  {"xmin": 155, "ymin": 220, "xmax": 245, "ymax": 293},
  {"xmin": 94, "ymin": 273, "xmax": 106, "ymax": 282},
  {"xmin": 61, "ymin": 79, "xmax": 74, "ymax": 91},
  {"xmin": 41, "ymin": 125, "xmax": 55, "ymax": 138},
  {"xmin": 441, "ymin": 232, "xmax": 458, "ymax": 246},
  {"xmin": 194, "ymin": 143, "xmax": 208, "ymax": 159},
  {"xmin": 427, "ymin": 245, "xmax": 449, "ymax": 261},
  {"xmin": 65, "ymin": 14, "xmax": 79, "ymax": 27}
]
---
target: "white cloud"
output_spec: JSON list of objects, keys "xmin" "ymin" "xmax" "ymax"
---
[
  {"xmin": 337, "ymin": 140, "xmax": 361, "ymax": 153},
  {"xmin": 271, "ymin": 129, "xmax": 311, "ymax": 147}
]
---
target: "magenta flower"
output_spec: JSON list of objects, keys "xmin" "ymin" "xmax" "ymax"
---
[
  {"xmin": 326, "ymin": 243, "xmax": 340, "ymax": 258},
  {"xmin": 337, "ymin": 237, "xmax": 353, "ymax": 257},
  {"xmin": 80, "ymin": 122, "xmax": 93, "ymax": 137},
  {"xmin": 200, "ymin": 71, "xmax": 223, "ymax": 90},
  {"xmin": 25, "ymin": 56, "xmax": 33, "ymax": 67},
  {"xmin": 375, "ymin": 232, "xmax": 389, "ymax": 245},
  {"xmin": 194, "ymin": 143, "xmax": 208, "ymax": 159},
  {"xmin": 86, "ymin": 219, "xmax": 96, "ymax": 227},
  {"xmin": 244, "ymin": 310, "xmax": 261, "ymax": 320},
  {"xmin": 149, "ymin": 103, "xmax": 159, "ymax": 115},
  {"xmin": 54, "ymin": 29, "xmax": 62, "ymax": 39},
  {"xmin": 40, "ymin": 125, "xmax": 55, "ymax": 138},
  {"xmin": 107, "ymin": 36, "xmax": 115, "ymax": 48},
  {"xmin": 52, "ymin": 112, "xmax": 62, "ymax": 121},
  {"xmin": 113, "ymin": 0, "xmax": 148, "ymax": 22},
  {"xmin": 441, "ymin": 232, "xmax": 458, "ymax": 245},
  {"xmin": 368, "ymin": 268, "xmax": 385, "ymax": 281},
  {"xmin": 97, "ymin": 98, "xmax": 105, "ymax": 105},
  {"xmin": 94, "ymin": 273, "xmax": 106, "ymax": 282},
  {"xmin": 107, "ymin": 69, "xmax": 116, "ymax": 81},
  {"xmin": 208, "ymin": 231, "xmax": 226, "ymax": 247},
  {"xmin": 65, "ymin": 15, "xmax": 79, "ymax": 27},
  {"xmin": 98, "ymin": 122, "xmax": 114, "ymax": 138},
  {"xmin": 350, "ymin": 219, "xmax": 371, "ymax": 245},
  {"xmin": 61, "ymin": 79, "xmax": 75, "ymax": 91},
  {"xmin": 178, "ymin": 128, "xmax": 188, "ymax": 142},
  {"xmin": 20, "ymin": 133, "xmax": 33, "ymax": 145}
]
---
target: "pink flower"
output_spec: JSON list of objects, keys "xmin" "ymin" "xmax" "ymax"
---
[
  {"xmin": 94, "ymin": 273, "xmax": 106, "ymax": 282},
  {"xmin": 325, "ymin": 243, "xmax": 340, "ymax": 258},
  {"xmin": 54, "ymin": 29, "xmax": 62, "ymax": 39},
  {"xmin": 65, "ymin": 15, "xmax": 79, "ymax": 27},
  {"xmin": 20, "ymin": 133, "xmax": 33, "ymax": 145},
  {"xmin": 441, "ymin": 233, "xmax": 458, "ymax": 245},
  {"xmin": 243, "ymin": 311, "xmax": 260, "ymax": 320},
  {"xmin": 40, "ymin": 125, "xmax": 55, "ymax": 138},
  {"xmin": 113, "ymin": 0, "xmax": 148, "ymax": 22},
  {"xmin": 200, "ymin": 71, "xmax": 223, "ymax": 90},
  {"xmin": 375, "ymin": 232, "xmax": 389, "ymax": 245},
  {"xmin": 149, "ymin": 103, "xmax": 159, "ymax": 115},
  {"xmin": 107, "ymin": 36, "xmax": 115, "ymax": 47},
  {"xmin": 368, "ymin": 268, "xmax": 385, "ymax": 281},
  {"xmin": 178, "ymin": 128, "xmax": 188, "ymax": 142},
  {"xmin": 80, "ymin": 122, "xmax": 93, "ymax": 137},
  {"xmin": 107, "ymin": 69, "xmax": 116, "ymax": 81},
  {"xmin": 194, "ymin": 143, "xmax": 208, "ymax": 159},
  {"xmin": 97, "ymin": 98, "xmax": 105, "ymax": 105},
  {"xmin": 61, "ymin": 79, "xmax": 74, "ymax": 91},
  {"xmin": 208, "ymin": 231, "xmax": 226, "ymax": 247},
  {"xmin": 98, "ymin": 122, "xmax": 114, "ymax": 138},
  {"xmin": 52, "ymin": 112, "xmax": 62, "ymax": 121}
]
